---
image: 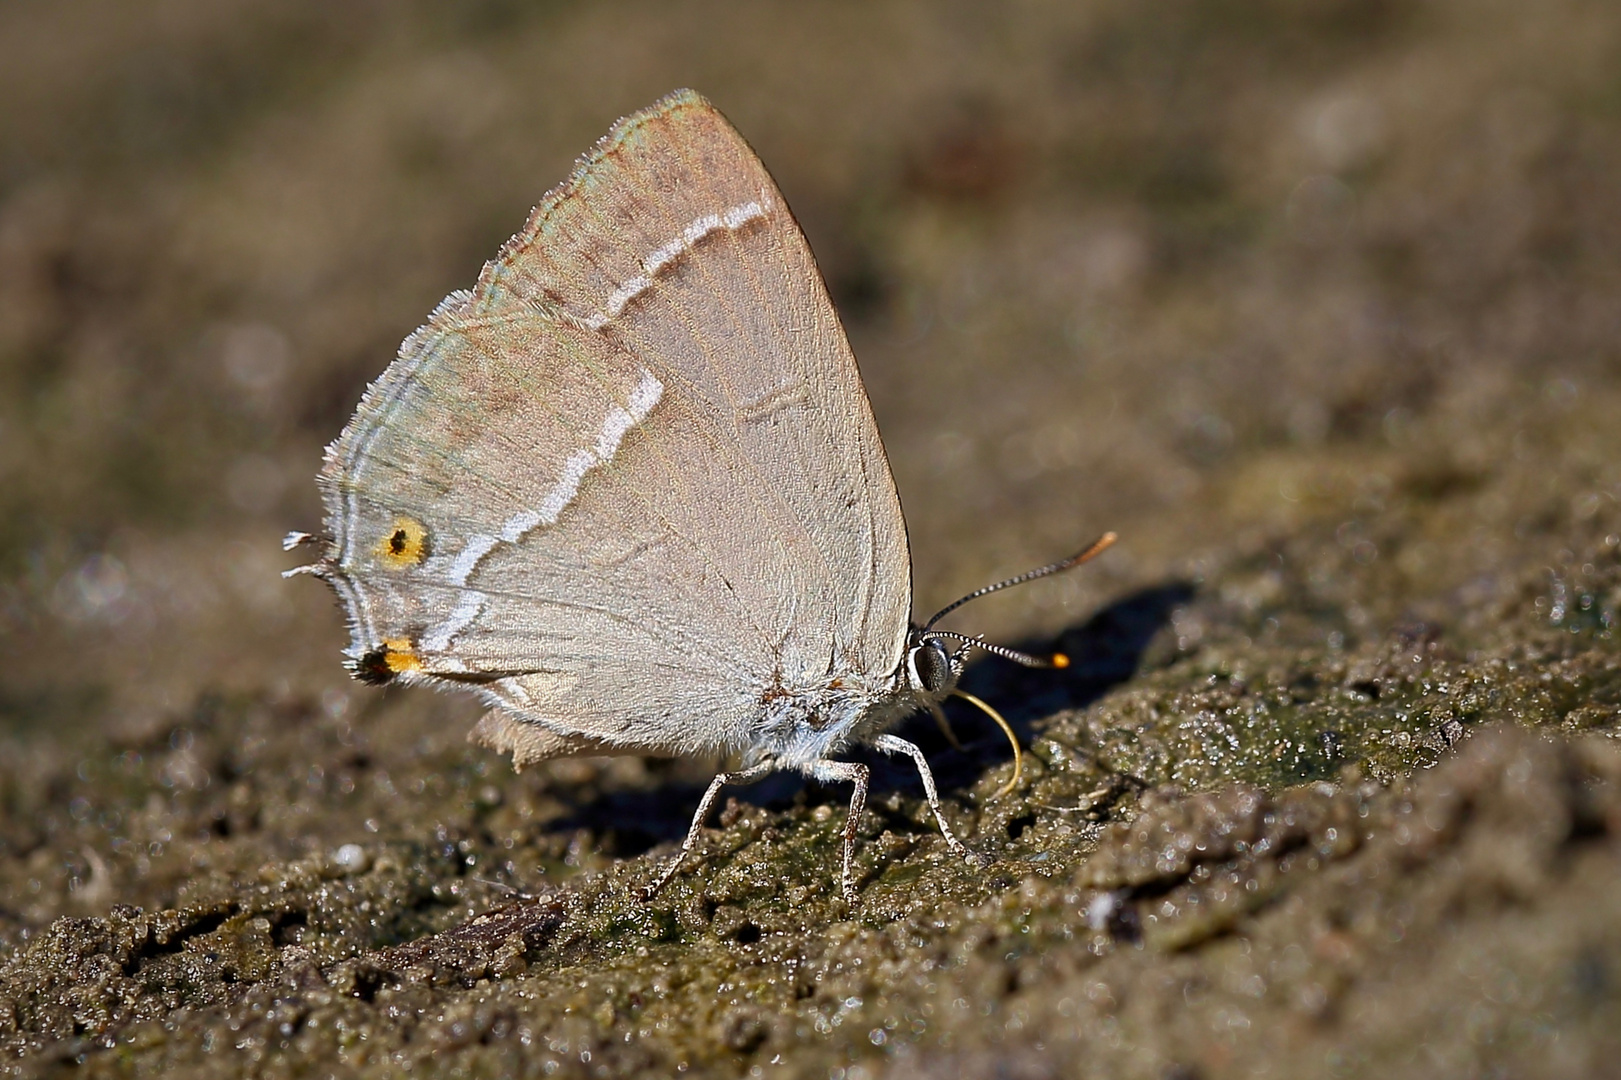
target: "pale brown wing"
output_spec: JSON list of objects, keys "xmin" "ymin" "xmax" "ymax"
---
[
  {"xmin": 311, "ymin": 90, "xmax": 911, "ymax": 759},
  {"xmin": 488, "ymin": 90, "xmax": 912, "ymax": 680}
]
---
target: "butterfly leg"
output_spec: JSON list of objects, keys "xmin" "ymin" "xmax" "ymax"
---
[
  {"xmin": 805, "ymin": 758, "xmax": 870, "ymax": 905},
  {"xmin": 643, "ymin": 759, "xmax": 776, "ymax": 901},
  {"xmin": 871, "ymin": 734, "xmax": 972, "ymax": 860}
]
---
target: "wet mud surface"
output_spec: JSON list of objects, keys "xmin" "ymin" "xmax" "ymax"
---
[{"xmin": 2, "ymin": 0, "xmax": 1619, "ymax": 1076}]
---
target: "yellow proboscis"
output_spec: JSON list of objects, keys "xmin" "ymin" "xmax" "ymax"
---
[{"xmin": 947, "ymin": 689, "xmax": 1024, "ymax": 800}]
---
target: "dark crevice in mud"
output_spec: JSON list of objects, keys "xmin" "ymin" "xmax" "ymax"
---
[
  {"xmin": 117, "ymin": 906, "xmax": 235, "ymax": 978},
  {"xmin": 268, "ymin": 908, "xmax": 308, "ymax": 947},
  {"xmin": 341, "ymin": 962, "xmax": 397, "ymax": 1004},
  {"xmin": 350, "ymin": 895, "xmax": 567, "ymax": 986},
  {"xmin": 1347, "ymin": 679, "xmax": 1381, "ymax": 700},
  {"xmin": 1006, "ymin": 812, "xmax": 1039, "ymax": 840}
]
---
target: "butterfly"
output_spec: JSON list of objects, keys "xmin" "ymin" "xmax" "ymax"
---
[{"xmin": 286, "ymin": 89, "xmax": 1112, "ymax": 903}]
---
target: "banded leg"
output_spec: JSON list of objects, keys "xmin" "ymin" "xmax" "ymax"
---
[
  {"xmin": 806, "ymin": 759, "xmax": 871, "ymax": 904},
  {"xmin": 643, "ymin": 760, "xmax": 775, "ymax": 900},
  {"xmin": 872, "ymin": 734, "xmax": 970, "ymax": 859}
]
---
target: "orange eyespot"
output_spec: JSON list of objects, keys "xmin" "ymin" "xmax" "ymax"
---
[
  {"xmin": 381, "ymin": 637, "xmax": 423, "ymax": 673},
  {"xmin": 354, "ymin": 637, "xmax": 424, "ymax": 685},
  {"xmin": 1051, "ymin": 652, "xmax": 1071, "ymax": 669},
  {"xmin": 376, "ymin": 516, "xmax": 430, "ymax": 567}
]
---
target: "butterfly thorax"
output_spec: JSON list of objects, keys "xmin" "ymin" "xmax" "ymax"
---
[{"xmin": 746, "ymin": 634, "xmax": 962, "ymax": 772}]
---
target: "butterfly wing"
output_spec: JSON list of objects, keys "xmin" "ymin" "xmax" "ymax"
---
[{"xmin": 310, "ymin": 90, "xmax": 912, "ymax": 761}]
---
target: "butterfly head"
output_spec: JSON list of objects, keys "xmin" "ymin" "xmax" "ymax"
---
[
  {"xmin": 904, "ymin": 632, "xmax": 967, "ymax": 703},
  {"xmin": 903, "ymin": 532, "xmax": 1118, "ymax": 702}
]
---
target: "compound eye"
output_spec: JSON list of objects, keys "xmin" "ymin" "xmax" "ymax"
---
[{"xmin": 908, "ymin": 639, "xmax": 954, "ymax": 695}]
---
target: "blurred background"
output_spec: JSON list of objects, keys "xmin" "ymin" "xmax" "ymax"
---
[{"xmin": 1, "ymin": 0, "xmax": 1616, "ymax": 740}]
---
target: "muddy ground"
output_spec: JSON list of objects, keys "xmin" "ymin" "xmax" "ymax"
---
[{"xmin": 1, "ymin": 0, "xmax": 1619, "ymax": 1076}]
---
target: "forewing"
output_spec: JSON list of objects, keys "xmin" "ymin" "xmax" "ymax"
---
[{"xmin": 312, "ymin": 90, "xmax": 911, "ymax": 758}]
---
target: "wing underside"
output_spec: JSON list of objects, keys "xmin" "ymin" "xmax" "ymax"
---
[{"xmin": 310, "ymin": 90, "xmax": 911, "ymax": 759}]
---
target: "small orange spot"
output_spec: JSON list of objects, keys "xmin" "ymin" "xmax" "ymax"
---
[
  {"xmin": 376, "ymin": 516, "xmax": 429, "ymax": 568},
  {"xmin": 381, "ymin": 637, "xmax": 423, "ymax": 673},
  {"xmin": 1051, "ymin": 652, "xmax": 1071, "ymax": 669}
]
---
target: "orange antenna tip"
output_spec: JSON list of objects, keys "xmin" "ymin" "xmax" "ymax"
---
[{"xmin": 1051, "ymin": 652, "xmax": 1070, "ymax": 669}]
